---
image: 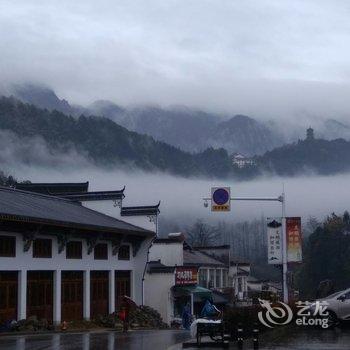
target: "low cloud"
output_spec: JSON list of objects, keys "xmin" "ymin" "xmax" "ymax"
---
[
  {"xmin": 8, "ymin": 162, "xmax": 350, "ymax": 227},
  {"xmin": 1, "ymin": 1, "xmax": 350, "ymax": 120},
  {"xmin": 0, "ymin": 130, "xmax": 91, "ymax": 168}
]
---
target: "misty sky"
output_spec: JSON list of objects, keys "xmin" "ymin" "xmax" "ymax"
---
[{"xmin": 1, "ymin": 0, "xmax": 350, "ymax": 118}]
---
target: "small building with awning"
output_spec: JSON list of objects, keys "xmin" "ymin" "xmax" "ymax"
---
[{"xmin": 144, "ymin": 233, "xmax": 230, "ymax": 325}]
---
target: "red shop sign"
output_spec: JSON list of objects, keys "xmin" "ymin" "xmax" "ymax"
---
[{"xmin": 175, "ymin": 267, "xmax": 198, "ymax": 285}]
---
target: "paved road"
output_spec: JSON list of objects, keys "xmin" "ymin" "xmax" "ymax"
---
[
  {"xmin": 2, "ymin": 328, "xmax": 350, "ymax": 350},
  {"xmin": 0, "ymin": 329, "xmax": 191, "ymax": 350},
  {"xmin": 173, "ymin": 327, "xmax": 350, "ymax": 349},
  {"xmin": 259, "ymin": 328, "xmax": 350, "ymax": 350}
]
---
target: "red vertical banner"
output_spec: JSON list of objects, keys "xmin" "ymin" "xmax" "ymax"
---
[{"xmin": 286, "ymin": 217, "xmax": 302, "ymax": 263}]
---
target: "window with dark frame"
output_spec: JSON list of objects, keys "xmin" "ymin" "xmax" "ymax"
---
[
  {"xmin": 66, "ymin": 241, "xmax": 82, "ymax": 259},
  {"xmin": 118, "ymin": 245, "xmax": 130, "ymax": 260},
  {"xmin": 33, "ymin": 238, "xmax": 52, "ymax": 258},
  {"xmin": 0, "ymin": 236, "xmax": 16, "ymax": 257},
  {"xmin": 94, "ymin": 243, "xmax": 108, "ymax": 260}
]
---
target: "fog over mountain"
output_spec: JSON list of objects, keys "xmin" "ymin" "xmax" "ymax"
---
[{"xmin": 4, "ymin": 84, "xmax": 350, "ymax": 157}]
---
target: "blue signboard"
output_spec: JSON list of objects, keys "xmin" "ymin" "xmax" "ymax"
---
[{"xmin": 211, "ymin": 187, "xmax": 231, "ymax": 211}]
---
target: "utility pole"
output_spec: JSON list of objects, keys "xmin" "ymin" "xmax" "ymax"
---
[
  {"xmin": 203, "ymin": 192, "xmax": 289, "ymax": 304},
  {"xmin": 281, "ymin": 191, "xmax": 288, "ymax": 304}
]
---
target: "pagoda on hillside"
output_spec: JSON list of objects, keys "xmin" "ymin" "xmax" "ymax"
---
[{"xmin": 306, "ymin": 127, "xmax": 314, "ymax": 141}]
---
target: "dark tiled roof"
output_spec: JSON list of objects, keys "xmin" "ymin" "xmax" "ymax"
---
[
  {"xmin": 121, "ymin": 202, "xmax": 160, "ymax": 216},
  {"xmin": 153, "ymin": 234, "xmax": 184, "ymax": 244},
  {"xmin": 15, "ymin": 182, "xmax": 89, "ymax": 195},
  {"xmin": 192, "ymin": 245, "xmax": 230, "ymax": 250},
  {"xmin": 153, "ymin": 238, "xmax": 182, "ymax": 244},
  {"xmin": 183, "ymin": 249, "xmax": 225, "ymax": 267},
  {"xmin": 16, "ymin": 182, "xmax": 125, "ymax": 203},
  {"xmin": 62, "ymin": 189, "xmax": 125, "ymax": 202},
  {"xmin": 147, "ymin": 260, "xmax": 175, "ymax": 273},
  {"xmin": 0, "ymin": 187, "xmax": 153, "ymax": 237}
]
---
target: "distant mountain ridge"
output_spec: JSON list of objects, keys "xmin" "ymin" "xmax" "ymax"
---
[
  {"xmin": 7, "ymin": 84, "xmax": 281, "ymax": 155},
  {"xmin": 4, "ymin": 83, "xmax": 350, "ymax": 179},
  {"xmin": 1, "ymin": 94, "xmax": 350, "ymax": 178},
  {"xmin": 11, "ymin": 84, "xmax": 77, "ymax": 115},
  {"xmin": 0, "ymin": 96, "xmax": 235, "ymax": 178},
  {"xmin": 8, "ymin": 83, "xmax": 350, "ymax": 157}
]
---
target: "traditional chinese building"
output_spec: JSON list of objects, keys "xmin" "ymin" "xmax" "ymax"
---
[
  {"xmin": 0, "ymin": 184, "xmax": 157, "ymax": 326},
  {"xmin": 231, "ymin": 153, "xmax": 255, "ymax": 168},
  {"xmin": 144, "ymin": 235, "xmax": 231, "ymax": 325}
]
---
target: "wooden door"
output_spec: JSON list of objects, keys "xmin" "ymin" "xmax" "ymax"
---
[
  {"xmin": 115, "ymin": 270, "xmax": 131, "ymax": 310},
  {"xmin": 90, "ymin": 271, "xmax": 109, "ymax": 318},
  {"xmin": 0, "ymin": 272, "xmax": 18, "ymax": 323},
  {"xmin": 62, "ymin": 271, "xmax": 83, "ymax": 321},
  {"xmin": 27, "ymin": 271, "xmax": 53, "ymax": 321}
]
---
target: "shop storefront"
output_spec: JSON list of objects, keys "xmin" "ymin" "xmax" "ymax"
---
[{"xmin": 172, "ymin": 267, "xmax": 212, "ymax": 318}]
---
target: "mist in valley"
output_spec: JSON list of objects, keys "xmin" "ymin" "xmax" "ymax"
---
[{"xmin": 9, "ymin": 162, "xmax": 350, "ymax": 228}]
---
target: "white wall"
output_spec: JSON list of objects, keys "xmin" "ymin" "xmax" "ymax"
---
[
  {"xmin": 0, "ymin": 231, "xmax": 152, "ymax": 306},
  {"xmin": 84, "ymin": 201, "xmax": 157, "ymax": 233},
  {"xmin": 144, "ymin": 272, "xmax": 174, "ymax": 325},
  {"xmin": 149, "ymin": 242, "xmax": 183, "ymax": 266},
  {"xmin": 120, "ymin": 216, "xmax": 156, "ymax": 233}
]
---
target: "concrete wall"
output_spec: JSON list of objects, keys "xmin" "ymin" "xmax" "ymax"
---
[
  {"xmin": 149, "ymin": 242, "xmax": 183, "ymax": 266},
  {"xmin": 144, "ymin": 272, "xmax": 174, "ymax": 325}
]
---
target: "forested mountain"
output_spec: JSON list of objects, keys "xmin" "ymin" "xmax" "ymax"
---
[
  {"xmin": 0, "ymin": 96, "xmax": 234, "ymax": 178},
  {"xmin": 11, "ymin": 84, "xmax": 79, "ymax": 116},
  {"xmin": 8, "ymin": 84, "xmax": 350, "ymax": 158},
  {"xmin": 3, "ymin": 87, "xmax": 350, "ymax": 179},
  {"xmin": 8, "ymin": 84, "xmax": 282, "ymax": 155},
  {"xmin": 257, "ymin": 131, "xmax": 350, "ymax": 175},
  {"xmin": 91, "ymin": 105, "xmax": 281, "ymax": 155}
]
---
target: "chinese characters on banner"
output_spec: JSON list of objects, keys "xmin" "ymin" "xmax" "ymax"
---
[
  {"xmin": 175, "ymin": 267, "xmax": 198, "ymax": 285},
  {"xmin": 266, "ymin": 217, "xmax": 302, "ymax": 264},
  {"xmin": 267, "ymin": 218, "xmax": 282, "ymax": 264},
  {"xmin": 286, "ymin": 217, "xmax": 302, "ymax": 263}
]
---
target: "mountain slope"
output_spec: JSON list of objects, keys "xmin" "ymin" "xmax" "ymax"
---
[
  {"xmin": 0, "ymin": 96, "xmax": 234, "ymax": 178},
  {"xmin": 208, "ymin": 114, "xmax": 282, "ymax": 156},
  {"xmin": 9, "ymin": 85, "xmax": 280, "ymax": 155},
  {"xmin": 258, "ymin": 136, "xmax": 350, "ymax": 175},
  {"xmin": 11, "ymin": 84, "xmax": 77, "ymax": 115},
  {"xmin": 95, "ymin": 106, "xmax": 281, "ymax": 155}
]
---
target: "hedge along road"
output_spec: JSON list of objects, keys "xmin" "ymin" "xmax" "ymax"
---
[{"xmin": 0, "ymin": 329, "xmax": 192, "ymax": 350}]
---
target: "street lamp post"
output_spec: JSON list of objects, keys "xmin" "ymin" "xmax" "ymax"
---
[{"xmin": 203, "ymin": 192, "xmax": 289, "ymax": 304}]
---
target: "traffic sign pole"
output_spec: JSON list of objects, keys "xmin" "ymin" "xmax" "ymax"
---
[{"xmin": 203, "ymin": 191, "xmax": 289, "ymax": 304}]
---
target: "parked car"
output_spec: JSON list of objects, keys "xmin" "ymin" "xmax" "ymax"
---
[{"xmin": 312, "ymin": 288, "xmax": 350, "ymax": 325}]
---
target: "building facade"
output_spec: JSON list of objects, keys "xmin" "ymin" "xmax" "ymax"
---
[
  {"xmin": 144, "ymin": 235, "xmax": 231, "ymax": 325},
  {"xmin": 0, "ymin": 185, "xmax": 155, "ymax": 325}
]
